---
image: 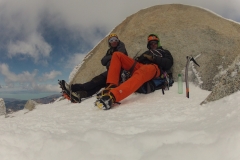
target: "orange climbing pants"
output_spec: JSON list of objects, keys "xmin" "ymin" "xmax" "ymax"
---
[{"xmin": 107, "ymin": 52, "xmax": 160, "ymax": 102}]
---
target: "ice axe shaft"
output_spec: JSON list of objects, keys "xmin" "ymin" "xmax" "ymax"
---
[{"xmin": 185, "ymin": 56, "xmax": 200, "ymax": 98}]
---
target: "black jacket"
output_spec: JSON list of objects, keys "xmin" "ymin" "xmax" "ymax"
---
[
  {"xmin": 101, "ymin": 41, "xmax": 128, "ymax": 68},
  {"xmin": 135, "ymin": 47, "xmax": 173, "ymax": 71}
]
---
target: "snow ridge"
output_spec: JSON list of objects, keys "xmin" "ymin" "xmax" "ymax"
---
[{"xmin": 1, "ymin": 84, "xmax": 240, "ymax": 160}]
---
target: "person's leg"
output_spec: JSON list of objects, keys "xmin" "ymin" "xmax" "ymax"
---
[
  {"xmin": 110, "ymin": 64, "xmax": 160, "ymax": 102},
  {"xmin": 75, "ymin": 86, "xmax": 102, "ymax": 99},
  {"xmin": 71, "ymin": 84, "xmax": 84, "ymax": 92},
  {"xmin": 107, "ymin": 52, "xmax": 139, "ymax": 86},
  {"xmin": 85, "ymin": 85, "xmax": 103, "ymax": 97},
  {"xmin": 71, "ymin": 71, "xmax": 107, "ymax": 92}
]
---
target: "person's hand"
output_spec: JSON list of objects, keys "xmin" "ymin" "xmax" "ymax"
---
[
  {"xmin": 143, "ymin": 54, "xmax": 153, "ymax": 61},
  {"xmin": 135, "ymin": 55, "xmax": 145, "ymax": 62}
]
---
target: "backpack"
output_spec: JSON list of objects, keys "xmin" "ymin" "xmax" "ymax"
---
[{"xmin": 135, "ymin": 71, "xmax": 174, "ymax": 94}]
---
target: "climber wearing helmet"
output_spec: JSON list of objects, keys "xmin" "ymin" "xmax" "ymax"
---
[
  {"xmin": 59, "ymin": 33, "xmax": 128, "ymax": 103},
  {"xmin": 95, "ymin": 34, "xmax": 173, "ymax": 110}
]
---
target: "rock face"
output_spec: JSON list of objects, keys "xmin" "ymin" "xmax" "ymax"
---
[
  {"xmin": 0, "ymin": 98, "xmax": 6, "ymax": 116},
  {"xmin": 70, "ymin": 4, "xmax": 240, "ymax": 103},
  {"xmin": 201, "ymin": 55, "xmax": 240, "ymax": 104},
  {"xmin": 24, "ymin": 100, "xmax": 38, "ymax": 111}
]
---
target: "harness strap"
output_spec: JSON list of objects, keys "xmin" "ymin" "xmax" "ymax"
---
[
  {"xmin": 128, "ymin": 60, "xmax": 137, "ymax": 76},
  {"xmin": 149, "ymin": 49, "xmax": 163, "ymax": 57}
]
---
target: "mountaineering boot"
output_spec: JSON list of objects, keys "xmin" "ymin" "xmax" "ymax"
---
[
  {"xmin": 58, "ymin": 80, "xmax": 71, "ymax": 92},
  {"xmin": 61, "ymin": 90, "xmax": 82, "ymax": 103},
  {"xmin": 95, "ymin": 92, "xmax": 115, "ymax": 110},
  {"xmin": 76, "ymin": 91, "xmax": 88, "ymax": 98},
  {"xmin": 59, "ymin": 80, "xmax": 80, "ymax": 103},
  {"xmin": 62, "ymin": 92, "xmax": 74, "ymax": 103},
  {"xmin": 74, "ymin": 91, "xmax": 88, "ymax": 103},
  {"xmin": 96, "ymin": 84, "xmax": 117, "ymax": 99}
]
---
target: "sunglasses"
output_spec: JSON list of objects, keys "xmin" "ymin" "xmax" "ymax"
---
[
  {"xmin": 109, "ymin": 37, "xmax": 119, "ymax": 43},
  {"xmin": 109, "ymin": 39, "xmax": 119, "ymax": 43},
  {"xmin": 149, "ymin": 41, "xmax": 158, "ymax": 45}
]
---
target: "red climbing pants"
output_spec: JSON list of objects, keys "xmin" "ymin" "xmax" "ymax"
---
[{"xmin": 107, "ymin": 52, "xmax": 160, "ymax": 102}]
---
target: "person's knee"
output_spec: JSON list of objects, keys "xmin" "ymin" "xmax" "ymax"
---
[
  {"xmin": 114, "ymin": 51, "xmax": 125, "ymax": 58},
  {"xmin": 133, "ymin": 65, "xmax": 157, "ymax": 81},
  {"xmin": 92, "ymin": 74, "xmax": 106, "ymax": 85},
  {"xmin": 147, "ymin": 65, "xmax": 159, "ymax": 77}
]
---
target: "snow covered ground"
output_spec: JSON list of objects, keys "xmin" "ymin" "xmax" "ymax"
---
[{"xmin": 0, "ymin": 83, "xmax": 240, "ymax": 160}]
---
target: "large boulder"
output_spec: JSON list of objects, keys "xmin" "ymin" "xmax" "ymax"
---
[
  {"xmin": 70, "ymin": 4, "xmax": 240, "ymax": 103},
  {"xmin": 201, "ymin": 55, "xmax": 240, "ymax": 104},
  {"xmin": 24, "ymin": 100, "xmax": 38, "ymax": 111},
  {"xmin": 0, "ymin": 98, "xmax": 6, "ymax": 116}
]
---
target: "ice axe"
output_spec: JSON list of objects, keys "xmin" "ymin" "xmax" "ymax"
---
[{"xmin": 185, "ymin": 56, "xmax": 200, "ymax": 98}]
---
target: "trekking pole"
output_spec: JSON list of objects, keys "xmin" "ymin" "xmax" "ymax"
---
[
  {"xmin": 133, "ymin": 50, "xmax": 141, "ymax": 59},
  {"xmin": 164, "ymin": 72, "xmax": 170, "ymax": 90},
  {"xmin": 185, "ymin": 56, "xmax": 200, "ymax": 98}
]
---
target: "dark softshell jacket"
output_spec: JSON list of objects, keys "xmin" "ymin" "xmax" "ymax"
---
[
  {"xmin": 101, "ymin": 41, "xmax": 128, "ymax": 68},
  {"xmin": 135, "ymin": 46, "xmax": 173, "ymax": 71}
]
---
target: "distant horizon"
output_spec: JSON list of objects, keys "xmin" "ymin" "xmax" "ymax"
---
[{"xmin": 0, "ymin": 92, "xmax": 61, "ymax": 101}]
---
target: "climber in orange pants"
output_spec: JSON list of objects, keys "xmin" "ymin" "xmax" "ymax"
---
[
  {"xmin": 107, "ymin": 52, "xmax": 160, "ymax": 102},
  {"xmin": 95, "ymin": 34, "xmax": 173, "ymax": 110}
]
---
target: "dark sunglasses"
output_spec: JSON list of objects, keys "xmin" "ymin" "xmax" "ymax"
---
[{"xmin": 149, "ymin": 41, "xmax": 158, "ymax": 45}]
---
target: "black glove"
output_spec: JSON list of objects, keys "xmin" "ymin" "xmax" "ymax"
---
[
  {"xmin": 143, "ymin": 54, "xmax": 153, "ymax": 61},
  {"xmin": 135, "ymin": 55, "xmax": 146, "ymax": 63}
]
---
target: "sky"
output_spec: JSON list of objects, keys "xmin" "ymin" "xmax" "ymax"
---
[
  {"xmin": 0, "ymin": 83, "xmax": 240, "ymax": 160},
  {"xmin": 0, "ymin": 0, "xmax": 240, "ymax": 100}
]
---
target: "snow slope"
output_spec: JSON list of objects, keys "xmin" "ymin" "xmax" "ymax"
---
[{"xmin": 0, "ymin": 83, "xmax": 240, "ymax": 160}]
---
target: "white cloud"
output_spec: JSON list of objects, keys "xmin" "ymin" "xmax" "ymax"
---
[
  {"xmin": 44, "ymin": 0, "xmax": 240, "ymax": 30},
  {"xmin": 31, "ymin": 83, "xmax": 61, "ymax": 92},
  {"xmin": 0, "ymin": 83, "xmax": 61, "ymax": 95},
  {"xmin": 42, "ymin": 70, "xmax": 62, "ymax": 80},
  {"xmin": 0, "ymin": 63, "xmax": 37, "ymax": 83},
  {"xmin": 65, "ymin": 53, "xmax": 87, "ymax": 69},
  {"xmin": 1, "ymin": 0, "xmax": 240, "ymax": 53},
  {"xmin": 7, "ymin": 33, "xmax": 52, "ymax": 63},
  {"xmin": 0, "ymin": 63, "xmax": 60, "ymax": 92}
]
